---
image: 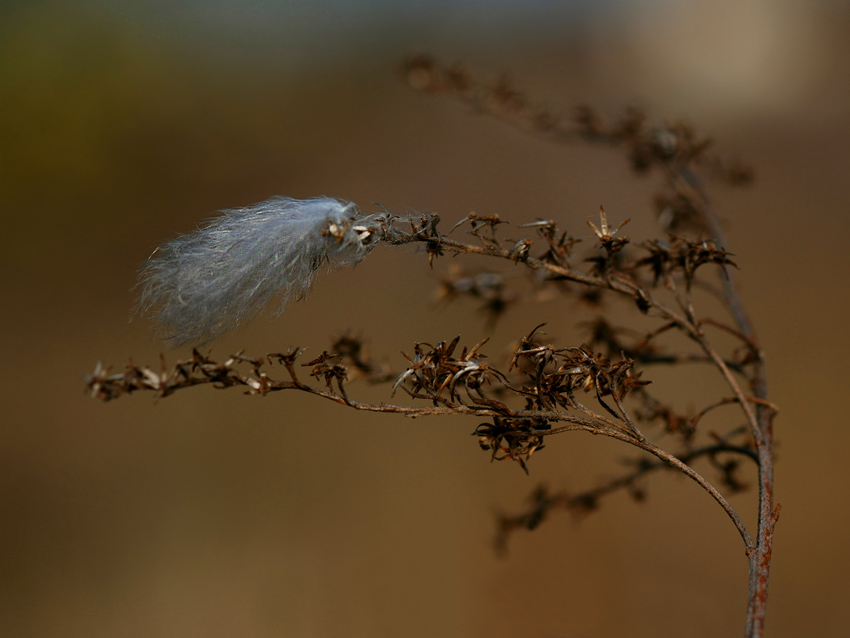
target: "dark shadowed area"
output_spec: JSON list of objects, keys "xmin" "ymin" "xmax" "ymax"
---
[{"xmin": 2, "ymin": 1, "xmax": 849, "ymax": 636}]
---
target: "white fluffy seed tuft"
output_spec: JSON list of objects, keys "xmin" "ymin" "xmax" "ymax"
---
[{"xmin": 137, "ymin": 196, "xmax": 386, "ymax": 346}]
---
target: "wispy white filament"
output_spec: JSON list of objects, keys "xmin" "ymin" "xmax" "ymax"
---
[{"xmin": 138, "ymin": 196, "xmax": 386, "ymax": 346}]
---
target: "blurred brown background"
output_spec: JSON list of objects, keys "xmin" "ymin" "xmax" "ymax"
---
[{"xmin": 2, "ymin": 1, "xmax": 849, "ymax": 636}]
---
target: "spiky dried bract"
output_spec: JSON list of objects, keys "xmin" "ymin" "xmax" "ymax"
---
[{"xmin": 137, "ymin": 196, "xmax": 386, "ymax": 346}]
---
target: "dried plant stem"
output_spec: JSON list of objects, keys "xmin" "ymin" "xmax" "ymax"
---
[
  {"xmin": 388, "ymin": 167, "xmax": 774, "ymax": 635},
  {"xmin": 394, "ymin": 231, "xmax": 759, "ymax": 537},
  {"xmin": 463, "ymin": 234, "xmax": 774, "ymax": 636},
  {"xmin": 495, "ymin": 440, "xmax": 757, "ymax": 549},
  {"xmin": 87, "ymin": 350, "xmax": 752, "ymax": 547},
  {"xmin": 89, "ymin": 58, "xmax": 778, "ymax": 637},
  {"xmin": 673, "ymin": 170, "xmax": 776, "ymax": 637},
  {"xmin": 589, "ymin": 427, "xmax": 753, "ymax": 547},
  {"xmin": 395, "ymin": 65, "xmax": 778, "ymax": 625}
]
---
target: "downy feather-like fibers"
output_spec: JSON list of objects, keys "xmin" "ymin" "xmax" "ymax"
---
[{"xmin": 137, "ymin": 196, "xmax": 385, "ymax": 346}]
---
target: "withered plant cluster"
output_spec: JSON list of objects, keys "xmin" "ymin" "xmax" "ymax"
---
[{"xmin": 88, "ymin": 58, "xmax": 778, "ymax": 637}]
